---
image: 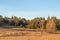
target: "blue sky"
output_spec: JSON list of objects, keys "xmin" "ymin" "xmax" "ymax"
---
[{"xmin": 0, "ymin": 0, "xmax": 60, "ymax": 19}]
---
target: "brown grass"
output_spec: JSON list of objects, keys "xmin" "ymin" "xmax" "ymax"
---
[{"xmin": 0, "ymin": 28, "xmax": 60, "ymax": 40}]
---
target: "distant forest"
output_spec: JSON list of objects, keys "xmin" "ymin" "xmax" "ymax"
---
[{"xmin": 0, "ymin": 15, "xmax": 60, "ymax": 33}]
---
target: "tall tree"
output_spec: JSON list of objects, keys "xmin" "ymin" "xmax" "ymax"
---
[
  {"xmin": 46, "ymin": 16, "xmax": 57, "ymax": 33},
  {"xmin": 0, "ymin": 15, "xmax": 3, "ymax": 26}
]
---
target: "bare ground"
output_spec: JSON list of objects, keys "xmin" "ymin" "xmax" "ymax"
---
[{"xmin": 0, "ymin": 28, "xmax": 60, "ymax": 40}]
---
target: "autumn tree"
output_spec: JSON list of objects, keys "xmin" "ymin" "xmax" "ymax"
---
[
  {"xmin": 56, "ymin": 19, "xmax": 60, "ymax": 30},
  {"xmin": 17, "ymin": 18, "xmax": 28, "ymax": 28},
  {"xmin": 38, "ymin": 17, "xmax": 45, "ymax": 32},
  {"xmin": 9, "ymin": 16, "xmax": 19, "ymax": 26},
  {"xmin": 0, "ymin": 15, "xmax": 3, "ymax": 26},
  {"xmin": 27, "ymin": 17, "xmax": 45, "ymax": 29},
  {"xmin": 3, "ymin": 17, "xmax": 10, "ymax": 25},
  {"xmin": 46, "ymin": 16, "xmax": 57, "ymax": 33}
]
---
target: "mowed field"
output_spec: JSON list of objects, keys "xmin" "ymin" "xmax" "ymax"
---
[{"xmin": 0, "ymin": 28, "xmax": 60, "ymax": 40}]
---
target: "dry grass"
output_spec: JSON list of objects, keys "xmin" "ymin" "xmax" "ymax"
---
[{"xmin": 0, "ymin": 28, "xmax": 60, "ymax": 40}]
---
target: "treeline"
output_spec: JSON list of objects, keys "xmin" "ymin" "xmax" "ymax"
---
[{"xmin": 0, "ymin": 15, "xmax": 60, "ymax": 33}]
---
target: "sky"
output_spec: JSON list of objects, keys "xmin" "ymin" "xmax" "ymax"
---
[{"xmin": 0, "ymin": 0, "xmax": 60, "ymax": 19}]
